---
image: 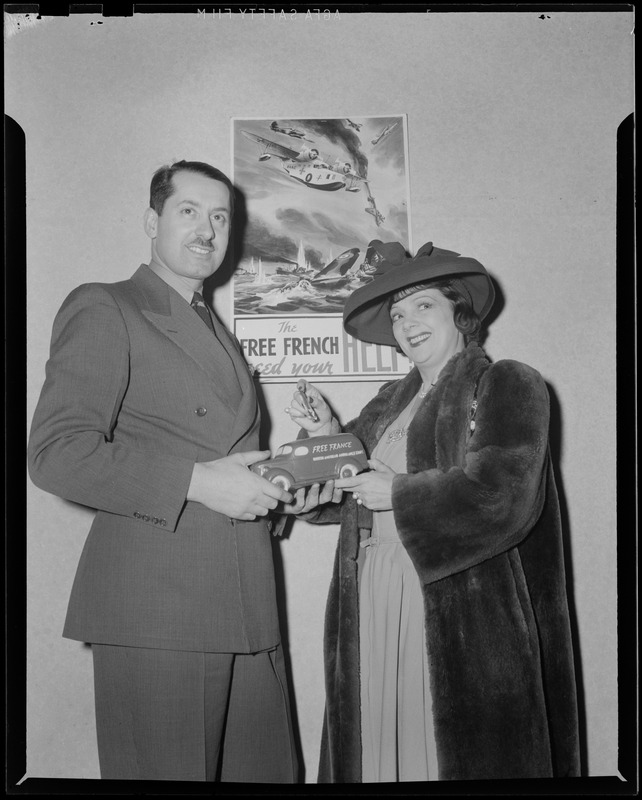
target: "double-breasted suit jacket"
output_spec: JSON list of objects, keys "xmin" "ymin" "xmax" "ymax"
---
[{"xmin": 28, "ymin": 264, "xmax": 281, "ymax": 653}]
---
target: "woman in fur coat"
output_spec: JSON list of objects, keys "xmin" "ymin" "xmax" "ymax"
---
[{"xmin": 286, "ymin": 240, "xmax": 580, "ymax": 783}]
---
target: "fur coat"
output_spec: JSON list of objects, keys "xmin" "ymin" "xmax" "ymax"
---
[{"xmin": 312, "ymin": 343, "xmax": 580, "ymax": 782}]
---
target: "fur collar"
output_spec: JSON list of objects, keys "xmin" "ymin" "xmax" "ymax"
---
[{"xmin": 356, "ymin": 343, "xmax": 490, "ymax": 466}]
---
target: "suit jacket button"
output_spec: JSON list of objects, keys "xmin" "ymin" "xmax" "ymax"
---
[
  {"xmin": 195, "ymin": 407, "xmax": 207, "ymax": 416},
  {"xmin": 160, "ymin": 519, "xmax": 167, "ymax": 527},
  {"xmin": 143, "ymin": 515, "xmax": 150, "ymax": 522},
  {"xmin": 153, "ymin": 517, "xmax": 159, "ymax": 525},
  {"xmin": 134, "ymin": 511, "xmax": 141, "ymax": 518}
]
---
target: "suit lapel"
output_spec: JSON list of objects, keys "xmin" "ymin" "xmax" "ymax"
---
[
  {"xmin": 209, "ymin": 310, "xmax": 261, "ymax": 453},
  {"xmin": 132, "ymin": 266, "xmax": 243, "ymax": 416}
]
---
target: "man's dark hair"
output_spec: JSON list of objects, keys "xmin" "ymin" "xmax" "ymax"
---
[{"xmin": 149, "ymin": 160, "xmax": 235, "ymax": 217}]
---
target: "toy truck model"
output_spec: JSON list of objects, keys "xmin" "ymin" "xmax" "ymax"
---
[{"xmin": 250, "ymin": 433, "xmax": 369, "ymax": 491}]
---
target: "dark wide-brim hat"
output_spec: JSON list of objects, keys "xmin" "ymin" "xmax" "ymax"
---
[{"xmin": 344, "ymin": 240, "xmax": 495, "ymax": 347}]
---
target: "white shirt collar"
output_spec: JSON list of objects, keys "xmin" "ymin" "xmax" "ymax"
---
[{"xmin": 147, "ymin": 259, "xmax": 203, "ymax": 304}]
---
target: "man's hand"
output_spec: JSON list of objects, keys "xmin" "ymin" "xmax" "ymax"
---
[
  {"xmin": 280, "ymin": 480, "xmax": 343, "ymax": 515},
  {"xmin": 187, "ymin": 451, "xmax": 293, "ymax": 521}
]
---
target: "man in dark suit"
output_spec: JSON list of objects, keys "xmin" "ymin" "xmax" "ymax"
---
[{"xmin": 28, "ymin": 161, "xmax": 304, "ymax": 782}]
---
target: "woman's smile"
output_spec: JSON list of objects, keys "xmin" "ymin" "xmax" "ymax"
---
[{"xmin": 406, "ymin": 331, "xmax": 432, "ymax": 347}]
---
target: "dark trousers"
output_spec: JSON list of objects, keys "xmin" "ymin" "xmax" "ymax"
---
[{"xmin": 92, "ymin": 644, "xmax": 298, "ymax": 782}]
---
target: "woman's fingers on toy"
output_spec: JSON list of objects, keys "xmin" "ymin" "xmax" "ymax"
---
[{"xmin": 335, "ymin": 475, "xmax": 361, "ymax": 490}]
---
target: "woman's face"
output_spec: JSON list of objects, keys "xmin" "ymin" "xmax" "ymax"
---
[{"xmin": 390, "ymin": 287, "xmax": 464, "ymax": 374}]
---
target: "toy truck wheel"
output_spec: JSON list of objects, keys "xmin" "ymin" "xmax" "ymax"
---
[
  {"xmin": 338, "ymin": 460, "xmax": 361, "ymax": 479},
  {"xmin": 266, "ymin": 469, "xmax": 294, "ymax": 492}
]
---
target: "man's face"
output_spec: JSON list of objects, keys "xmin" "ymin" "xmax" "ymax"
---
[{"xmin": 144, "ymin": 170, "xmax": 232, "ymax": 286}]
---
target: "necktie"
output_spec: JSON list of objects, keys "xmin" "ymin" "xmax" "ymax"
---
[
  {"xmin": 190, "ymin": 291, "xmax": 243, "ymax": 402},
  {"xmin": 190, "ymin": 292, "xmax": 215, "ymax": 333}
]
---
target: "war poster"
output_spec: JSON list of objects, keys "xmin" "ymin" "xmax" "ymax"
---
[{"xmin": 231, "ymin": 116, "xmax": 413, "ymax": 382}]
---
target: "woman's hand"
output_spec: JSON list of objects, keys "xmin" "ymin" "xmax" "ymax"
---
[
  {"xmin": 285, "ymin": 379, "xmax": 336, "ymax": 435},
  {"xmin": 334, "ymin": 458, "xmax": 396, "ymax": 511},
  {"xmin": 280, "ymin": 480, "xmax": 343, "ymax": 514}
]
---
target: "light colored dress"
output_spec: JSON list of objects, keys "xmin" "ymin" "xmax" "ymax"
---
[{"xmin": 358, "ymin": 393, "xmax": 439, "ymax": 782}]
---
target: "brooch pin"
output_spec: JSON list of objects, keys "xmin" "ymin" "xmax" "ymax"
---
[
  {"xmin": 470, "ymin": 398, "xmax": 478, "ymax": 432},
  {"xmin": 387, "ymin": 427, "xmax": 407, "ymax": 443}
]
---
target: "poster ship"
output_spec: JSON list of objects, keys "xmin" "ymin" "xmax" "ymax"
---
[
  {"xmin": 234, "ymin": 242, "xmax": 382, "ymax": 315},
  {"xmin": 233, "ymin": 116, "xmax": 410, "ymax": 317}
]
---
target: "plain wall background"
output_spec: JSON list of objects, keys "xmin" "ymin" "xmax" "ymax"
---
[{"xmin": 6, "ymin": 9, "xmax": 632, "ymax": 782}]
